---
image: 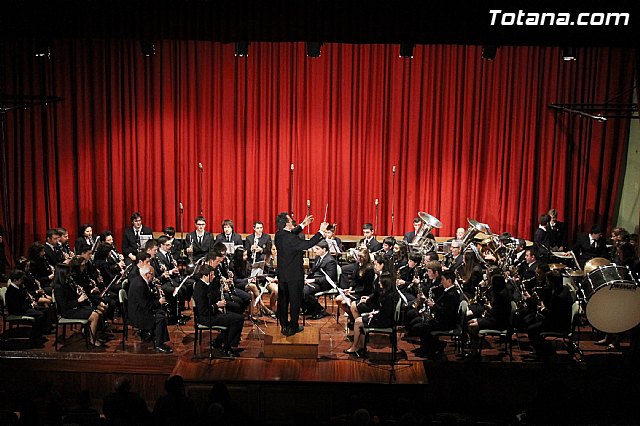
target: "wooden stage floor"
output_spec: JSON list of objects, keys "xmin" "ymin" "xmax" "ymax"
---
[{"xmin": 1, "ymin": 302, "xmax": 639, "ymax": 425}]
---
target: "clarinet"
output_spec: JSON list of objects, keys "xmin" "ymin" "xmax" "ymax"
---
[
  {"xmin": 151, "ymin": 277, "xmax": 169, "ymax": 307},
  {"xmin": 219, "ymin": 279, "xmax": 226, "ymax": 314}
]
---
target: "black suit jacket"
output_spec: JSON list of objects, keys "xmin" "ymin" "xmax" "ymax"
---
[
  {"xmin": 5, "ymin": 284, "xmax": 32, "ymax": 315},
  {"xmin": 358, "ymin": 237, "xmax": 382, "ymax": 253},
  {"xmin": 244, "ymin": 233, "xmax": 273, "ymax": 262},
  {"xmin": 275, "ymin": 228, "xmax": 323, "ymax": 284},
  {"xmin": 127, "ymin": 274, "xmax": 160, "ymax": 330},
  {"xmin": 122, "ymin": 226, "xmax": 153, "ymax": 258},
  {"xmin": 572, "ymin": 233, "xmax": 609, "ymax": 266},
  {"xmin": 430, "ymin": 287, "xmax": 461, "ymax": 330},
  {"xmin": 186, "ymin": 231, "xmax": 215, "ymax": 261},
  {"xmin": 44, "ymin": 243, "xmax": 62, "ymax": 266},
  {"xmin": 548, "ymin": 221, "xmax": 567, "ymax": 250},
  {"xmin": 215, "ymin": 232, "xmax": 243, "ymax": 246},
  {"xmin": 307, "ymin": 254, "xmax": 338, "ymax": 292},
  {"xmin": 193, "ymin": 278, "xmax": 222, "ymax": 322}
]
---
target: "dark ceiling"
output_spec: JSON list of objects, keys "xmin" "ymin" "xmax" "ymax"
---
[{"xmin": 1, "ymin": 0, "xmax": 638, "ymax": 46}]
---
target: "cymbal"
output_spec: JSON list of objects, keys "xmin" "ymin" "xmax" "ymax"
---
[
  {"xmin": 567, "ymin": 270, "xmax": 585, "ymax": 277},
  {"xmin": 584, "ymin": 257, "xmax": 611, "ymax": 274},
  {"xmin": 548, "ymin": 263, "xmax": 566, "ymax": 271},
  {"xmin": 418, "ymin": 212, "xmax": 443, "ymax": 229}
]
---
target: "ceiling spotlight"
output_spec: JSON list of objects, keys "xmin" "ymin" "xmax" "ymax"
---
[
  {"xmin": 140, "ymin": 40, "xmax": 156, "ymax": 57},
  {"xmin": 235, "ymin": 42, "xmax": 249, "ymax": 57},
  {"xmin": 399, "ymin": 44, "xmax": 414, "ymax": 59},
  {"xmin": 482, "ymin": 45, "xmax": 497, "ymax": 60},
  {"xmin": 306, "ymin": 42, "xmax": 323, "ymax": 58},
  {"xmin": 562, "ymin": 47, "xmax": 577, "ymax": 61}
]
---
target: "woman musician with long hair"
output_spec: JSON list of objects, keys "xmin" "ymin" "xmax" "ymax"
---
[
  {"xmin": 231, "ymin": 248, "xmax": 275, "ymax": 319},
  {"xmin": 335, "ymin": 248, "xmax": 375, "ymax": 324},
  {"xmin": 55, "ymin": 259, "xmax": 107, "ymax": 347}
]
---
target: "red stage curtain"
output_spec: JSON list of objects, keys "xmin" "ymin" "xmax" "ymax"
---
[{"xmin": 0, "ymin": 41, "xmax": 635, "ymax": 260}]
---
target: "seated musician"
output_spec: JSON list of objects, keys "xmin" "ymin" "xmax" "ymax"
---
[
  {"xmin": 403, "ymin": 217, "xmax": 423, "ymax": 243},
  {"xmin": 94, "ymin": 231, "xmax": 126, "ymax": 285},
  {"xmin": 447, "ymin": 227, "xmax": 466, "ymax": 243},
  {"xmin": 77, "ymin": 244, "xmax": 117, "ymax": 322},
  {"xmin": 341, "ymin": 223, "xmax": 382, "ymax": 278},
  {"xmin": 344, "ymin": 273, "xmax": 400, "ymax": 357},
  {"xmin": 44, "ymin": 228, "xmax": 64, "ymax": 266},
  {"xmin": 56, "ymin": 227, "xmax": 74, "ymax": 261},
  {"xmin": 261, "ymin": 242, "xmax": 279, "ymax": 314},
  {"xmin": 230, "ymin": 247, "xmax": 272, "ymax": 318},
  {"xmin": 381, "ymin": 237, "xmax": 396, "ymax": 259},
  {"xmin": 459, "ymin": 251, "xmax": 484, "ymax": 300},
  {"xmin": 215, "ymin": 219, "xmax": 244, "ymax": 246},
  {"xmin": 303, "ymin": 241, "xmax": 338, "ymax": 320},
  {"xmin": 244, "ymin": 220, "xmax": 272, "ymax": 263},
  {"xmin": 192, "ymin": 263, "xmax": 244, "ymax": 357},
  {"xmin": 186, "ymin": 216, "xmax": 215, "ymax": 262},
  {"xmin": 122, "ymin": 212, "xmax": 153, "ymax": 263},
  {"xmin": 161, "ymin": 227, "xmax": 184, "ymax": 266},
  {"xmin": 206, "ymin": 244, "xmax": 250, "ymax": 315},
  {"xmin": 466, "ymin": 273, "xmax": 513, "ymax": 359},
  {"xmin": 443, "ymin": 240, "xmax": 463, "ymax": 271},
  {"xmin": 324, "ymin": 224, "xmax": 343, "ymax": 256},
  {"xmin": 404, "ymin": 260, "xmax": 443, "ymax": 326},
  {"xmin": 335, "ymin": 248, "xmax": 375, "ymax": 323},
  {"xmin": 349, "ymin": 254, "xmax": 390, "ymax": 322},
  {"xmin": 27, "ymin": 242, "xmax": 55, "ymax": 293},
  {"xmin": 16, "ymin": 256, "xmax": 53, "ymax": 308},
  {"xmin": 5, "ymin": 270, "xmax": 50, "ymax": 345},
  {"xmin": 75, "ymin": 223, "xmax": 96, "ymax": 255},
  {"xmin": 156, "ymin": 236, "xmax": 190, "ymax": 325},
  {"xmin": 396, "ymin": 253, "xmax": 423, "ymax": 306},
  {"xmin": 56, "ymin": 260, "xmax": 107, "ymax": 347},
  {"xmin": 526, "ymin": 270, "xmax": 573, "ymax": 360},
  {"xmin": 392, "ymin": 241, "xmax": 408, "ymax": 270},
  {"xmin": 128, "ymin": 265, "xmax": 173, "ymax": 353},
  {"xmin": 411, "ymin": 269, "xmax": 462, "ymax": 359}
]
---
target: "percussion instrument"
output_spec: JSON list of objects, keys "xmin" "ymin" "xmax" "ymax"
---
[
  {"xmin": 583, "ymin": 257, "xmax": 611, "ymax": 274},
  {"xmin": 548, "ymin": 263, "xmax": 567, "ymax": 271},
  {"xmin": 584, "ymin": 265, "xmax": 640, "ymax": 333}
]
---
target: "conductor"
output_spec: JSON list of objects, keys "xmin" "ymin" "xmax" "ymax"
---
[{"xmin": 274, "ymin": 212, "xmax": 328, "ymax": 336}]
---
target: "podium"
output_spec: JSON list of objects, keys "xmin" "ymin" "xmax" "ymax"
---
[{"xmin": 263, "ymin": 326, "xmax": 319, "ymax": 359}]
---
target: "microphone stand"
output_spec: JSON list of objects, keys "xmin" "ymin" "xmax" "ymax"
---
[
  {"xmin": 374, "ymin": 199, "xmax": 379, "ymax": 233},
  {"xmin": 198, "ymin": 163, "xmax": 204, "ymax": 216},
  {"xmin": 289, "ymin": 163, "xmax": 295, "ymax": 217},
  {"xmin": 391, "ymin": 165, "xmax": 396, "ymax": 236}
]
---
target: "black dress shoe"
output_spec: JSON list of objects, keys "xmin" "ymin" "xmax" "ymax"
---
[
  {"xmin": 229, "ymin": 347, "xmax": 244, "ymax": 355},
  {"xmin": 154, "ymin": 345, "xmax": 174, "ymax": 354},
  {"xmin": 281, "ymin": 327, "xmax": 289, "ymax": 336},
  {"xmin": 343, "ymin": 349, "xmax": 360, "ymax": 357},
  {"xmin": 311, "ymin": 310, "xmax": 331, "ymax": 320},
  {"xmin": 286, "ymin": 325, "xmax": 304, "ymax": 336}
]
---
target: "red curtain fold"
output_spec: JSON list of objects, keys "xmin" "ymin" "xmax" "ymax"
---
[{"xmin": 0, "ymin": 41, "xmax": 635, "ymax": 261}]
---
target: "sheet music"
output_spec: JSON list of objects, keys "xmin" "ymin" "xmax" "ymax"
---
[
  {"xmin": 327, "ymin": 238, "xmax": 341, "ymax": 254},
  {"xmin": 321, "ymin": 269, "xmax": 356, "ymax": 300}
]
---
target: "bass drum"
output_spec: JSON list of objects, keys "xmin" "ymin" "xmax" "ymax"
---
[{"xmin": 585, "ymin": 265, "xmax": 640, "ymax": 334}]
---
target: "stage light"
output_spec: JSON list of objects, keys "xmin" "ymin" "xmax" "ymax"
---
[
  {"xmin": 562, "ymin": 47, "xmax": 577, "ymax": 61},
  {"xmin": 399, "ymin": 44, "xmax": 414, "ymax": 59},
  {"xmin": 235, "ymin": 42, "xmax": 249, "ymax": 57},
  {"xmin": 482, "ymin": 45, "xmax": 497, "ymax": 60},
  {"xmin": 306, "ymin": 42, "xmax": 323, "ymax": 58},
  {"xmin": 34, "ymin": 40, "xmax": 51, "ymax": 58},
  {"xmin": 140, "ymin": 40, "xmax": 156, "ymax": 57}
]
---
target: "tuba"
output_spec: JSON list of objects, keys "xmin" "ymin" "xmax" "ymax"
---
[
  {"xmin": 410, "ymin": 212, "xmax": 443, "ymax": 254},
  {"xmin": 460, "ymin": 218, "xmax": 492, "ymax": 263}
]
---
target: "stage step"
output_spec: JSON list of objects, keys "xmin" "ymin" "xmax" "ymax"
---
[{"xmin": 263, "ymin": 326, "xmax": 319, "ymax": 359}]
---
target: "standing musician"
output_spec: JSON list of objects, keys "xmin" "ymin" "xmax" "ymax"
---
[
  {"xmin": 303, "ymin": 240, "xmax": 338, "ymax": 320},
  {"xmin": 5, "ymin": 270, "xmax": 50, "ymax": 345},
  {"xmin": 411, "ymin": 269, "xmax": 462, "ymax": 359},
  {"xmin": 186, "ymin": 216, "xmax": 215, "ymax": 262},
  {"xmin": 192, "ymin": 263, "xmax": 244, "ymax": 357},
  {"xmin": 128, "ymin": 265, "xmax": 173, "ymax": 353},
  {"xmin": 533, "ymin": 214, "xmax": 552, "ymax": 262},
  {"xmin": 57, "ymin": 259, "xmax": 107, "ymax": 347},
  {"xmin": 122, "ymin": 212, "xmax": 153, "ymax": 263},
  {"xmin": 344, "ymin": 272, "xmax": 400, "ymax": 357},
  {"xmin": 244, "ymin": 220, "xmax": 272, "ymax": 263},
  {"xmin": 75, "ymin": 224, "xmax": 96, "ymax": 254},
  {"xmin": 274, "ymin": 212, "xmax": 327, "ymax": 337},
  {"xmin": 215, "ymin": 219, "xmax": 244, "ymax": 247},
  {"xmin": 547, "ymin": 209, "xmax": 568, "ymax": 251}
]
